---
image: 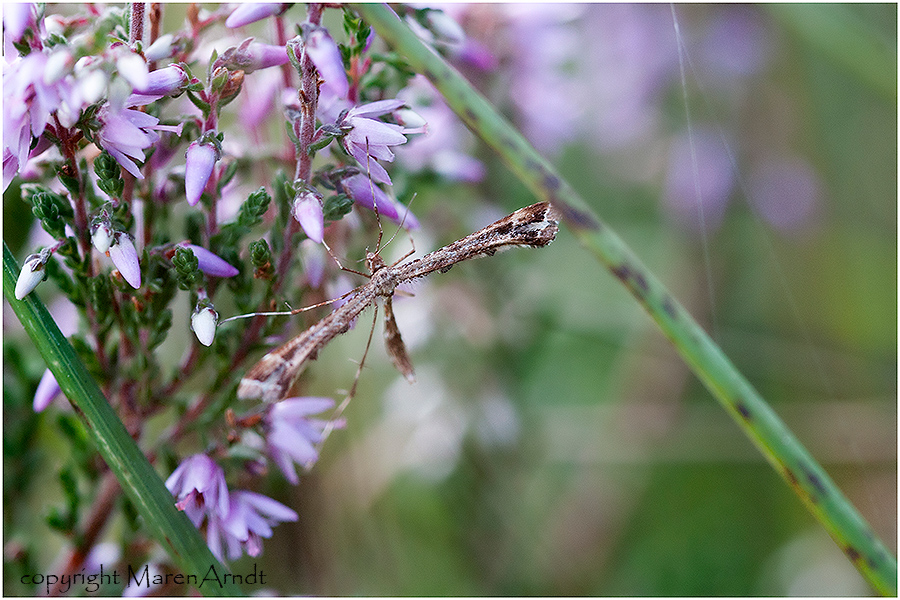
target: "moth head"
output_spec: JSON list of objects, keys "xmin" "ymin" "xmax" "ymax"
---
[{"xmin": 366, "ymin": 251, "xmax": 387, "ymax": 274}]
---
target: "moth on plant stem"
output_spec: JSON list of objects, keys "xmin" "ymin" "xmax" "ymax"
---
[{"xmin": 236, "ymin": 201, "xmax": 560, "ymax": 403}]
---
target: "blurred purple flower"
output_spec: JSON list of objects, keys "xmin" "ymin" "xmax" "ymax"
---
[
  {"xmin": 340, "ymin": 99, "xmax": 424, "ymax": 185},
  {"xmin": 184, "ymin": 140, "xmax": 218, "ymax": 206},
  {"xmin": 3, "ymin": 3, "xmax": 37, "ymax": 43},
  {"xmin": 700, "ymin": 6, "xmax": 771, "ymax": 80},
  {"xmin": 165, "ymin": 454, "xmax": 230, "ymax": 527},
  {"xmin": 239, "ymin": 69, "xmax": 283, "ymax": 137},
  {"xmin": 327, "ymin": 274, "xmax": 356, "ymax": 312},
  {"xmin": 179, "ymin": 243, "xmax": 239, "ymax": 277},
  {"xmin": 115, "ymin": 49, "xmax": 150, "ymax": 92},
  {"xmin": 266, "ymin": 397, "xmax": 342, "ymax": 484},
  {"xmin": 396, "ymin": 77, "xmax": 485, "ymax": 183},
  {"xmin": 33, "ymin": 368, "xmax": 62, "ymax": 412},
  {"xmin": 144, "ymin": 34, "xmax": 175, "ymax": 62},
  {"xmin": 455, "ymin": 37, "xmax": 498, "ymax": 71},
  {"xmin": 299, "ymin": 238, "xmax": 326, "ymax": 288},
  {"xmin": 207, "ymin": 490, "xmax": 298, "ymax": 561},
  {"xmin": 748, "ymin": 157, "xmax": 820, "ymax": 231},
  {"xmin": 663, "ymin": 129, "xmax": 734, "ymax": 231},
  {"xmin": 225, "ymin": 3, "xmax": 287, "ymax": 28},
  {"xmin": 292, "ymin": 192, "xmax": 324, "ymax": 244},
  {"xmin": 108, "ymin": 232, "xmax": 141, "ymax": 289},
  {"xmin": 342, "ymin": 173, "xmax": 419, "ymax": 228}
]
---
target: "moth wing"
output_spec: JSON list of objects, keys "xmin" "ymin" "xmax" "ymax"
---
[{"xmin": 383, "ymin": 295, "xmax": 415, "ymax": 383}]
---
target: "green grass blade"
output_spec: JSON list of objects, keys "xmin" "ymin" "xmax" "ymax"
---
[
  {"xmin": 351, "ymin": 4, "xmax": 897, "ymax": 595},
  {"xmin": 3, "ymin": 242, "xmax": 243, "ymax": 597}
]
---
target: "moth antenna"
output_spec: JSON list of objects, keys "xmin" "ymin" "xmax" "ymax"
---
[
  {"xmin": 384, "ymin": 192, "xmax": 418, "ymax": 267},
  {"xmin": 220, "ymin": 288, "xmax": 360, "ymax": 324},
  {"xmin": 363, "ymin": 138, "xmax": 386, "ymax": 255}
]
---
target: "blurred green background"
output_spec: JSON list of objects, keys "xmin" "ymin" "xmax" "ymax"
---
[{"xmin": 4, "ymin": 3, "xmax": 896, "ymax": 595}]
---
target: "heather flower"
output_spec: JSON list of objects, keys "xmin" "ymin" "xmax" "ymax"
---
[
  {"xmin": 14, "ymin": 252, "xmax": 48, "ymax": 299},
  {"xmin": 207, "ymin": 490, "xmax": 298, "ymax": 561},
  {"xmin": 3, "ymin": 52, "xmax": 63, "ymax": 186},
  {"xmin": 184, "ymin": 140, "xmax": 219, "ymax": 206},
  {"xmin": 115, "ymin": 49, "xmax": 150, "ymax": 93},
  {"xmin": 225, "ymin": 3, "xmax": 287, "ymax": 28},
  {"xmin": 191, "ymin": 304, "xmax": 218, "ymax": 347},
  {"xmin": 144, "ymin": 34, "xmax": 175, "ymax": 62},
  {"xmin": 266, "ymin": 397, "xmax": 342, "ymax": 484},
  {"xmin": 292, "ymin": 191, "xmax": 324, "ymax": 244},
  {"xmin": 178, "ymin": 243, "xmax": 239, "ymax": 277},
  {"xmin": 3, "ymin": 3, "xmax": 37, "ymax": 43},
  {"xmin": 130, "ymin": 64, "xmax": 189, "ymax": 98},
  {"xmin": 33, "ymin": 368, "xmax": 62, "ymax": 412},
  {"xmin": 96, "ymin": 104, "xmax": 182, "ymax": 180},
  {"xmin": 44, "ymin": 48, "xmax": 74, "ymax": 85},
  {"xmin": 301, "ymin": 26, "xmax": 348, "ymax": 100},
  {"xmin": 342, "ymin": 174, "xmax": 420, "ymax": 229},
  {"xmin": 165, "ymin": 454, "xmax": 230, "ymax": 527},
  {"xmin": 108, "ymin": 232, "xmax": 141, "ymax": 289},
  {"xmin": 244, "ymin": 43, "xmax": 289, "ymax": 73},
  {"xmin": 339, "ymin": 99, "xmax": 424, "ymax": 185}
]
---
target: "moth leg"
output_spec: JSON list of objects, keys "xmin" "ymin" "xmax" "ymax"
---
[
  {"xmin": 383, "ymin": 295, "xmax": 415, "ymax": 383},
  {"xmin": 322, "ymin": 239, "xmax": 369, "ymax": 277},
  {"xmin": 319, "ymin": 302, "xmax": 380, "ymax": 446}
]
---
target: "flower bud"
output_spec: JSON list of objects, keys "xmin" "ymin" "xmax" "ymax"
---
[
  {"xmin": 144, "ymin": 34, "xmax": 175, "ymax": 62},
  {"xmin": 292, "ymin": 192, "xmax": 324, "ymax": 244},
  {"xmin": 191, "ymin": 304, "xmax": 218, "ymax": 347},
  {"xmin": 108, "ymin": 232, "xmax": 141, "ymax": 289},
  {"xmin": 116, "ymin": 51, "xmax": 150, "ymax": 92},
  {"xmin": 184, "ymin": 141, "xmax": 219, "ymax": 206},
  {"xmin": 244, "ymin": 43, "xmax": 289, "ymax": 72},
  {"xmin": 33, "ymin": 369, "xmax": 62, "ymax": 412},
  {"xmin": 179, "ymin": 243, "xmax": 239, "ymax": 277},
  {"xmin": 15, "ymin": 253, "xmax": 47, "ymax": 300},
  {"xmin": 91, "ymin": 221, "xmax": 113, "ymax": 253},
  {"xmin": 133, "ymin": 64, "xmax": 189, "ymax": 96},
  {"xmin": 225, "ymin": 3, "xmax": 286, "ymax": 28}
]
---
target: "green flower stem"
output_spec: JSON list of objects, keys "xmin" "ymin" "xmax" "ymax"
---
[
  {"xmin": 352, "ymin": 4, "xmax": 897, "ymax": 595},
  {"xmin": 3, "ymin": 243, "xmax": 242, "ymax": 597}
]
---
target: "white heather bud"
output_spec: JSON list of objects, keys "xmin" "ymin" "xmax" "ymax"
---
[
  {"xmin": 144, "ymin": 34, "xmax": 174, "ymax": 62},
  {"xmin": 91, "ymin": 221, "xmax": 113, "ymax": 253},
  {"xmin": 15, "ymin": 253, "xmax": 47, "ymax": 300},
  {"xmin": 191, "ymin": 305, "xmax": 218, "ymax": 347}
]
